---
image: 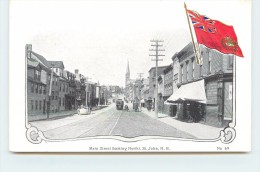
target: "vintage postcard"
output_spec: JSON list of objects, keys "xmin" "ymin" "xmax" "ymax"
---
[{"xmin": 9, "ymin": 0, "xmax": 251, "ymax": 152}]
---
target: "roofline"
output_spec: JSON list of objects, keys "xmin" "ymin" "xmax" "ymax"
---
[{"xmin": 148, "ymin": 65, "xmax": 169, "ymax": 72}]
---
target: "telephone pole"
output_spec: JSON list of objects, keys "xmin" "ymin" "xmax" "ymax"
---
[
  {"xmin": 149, "ymin": 40, "xmax": 165, "ymax": 118},
  {"xmin": 137, "ymin": 73, "xmax": 144, "ymax": 80}
]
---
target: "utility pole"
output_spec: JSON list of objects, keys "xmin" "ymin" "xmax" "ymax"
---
[
  {"xmin": 149, "ymin": 40, "xmax": 165, "ymax": 118},
  {"xmin": 47, "ymin": 63, "xmax": 54, "ymax": 119},
  {"xmin": 137, "ymin": 73, "xmax": 144, "ymax": 80}
]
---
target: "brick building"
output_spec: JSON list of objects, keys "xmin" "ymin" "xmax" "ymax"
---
[
  {"xmin": 172, "ymin": 53, "xmax": 179, "ymax": 93},
  {"xmin": 157, "ymin": 74, "xmax": 165, "ymax": 113},
  {"xmin": 148, "ymin": 66, "xmax": 168, "ymax": 109}
]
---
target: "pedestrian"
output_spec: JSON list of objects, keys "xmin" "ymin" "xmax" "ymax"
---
[{"xmin": 89, "ymin": 105, "xmax": 92, "ymax": 113}]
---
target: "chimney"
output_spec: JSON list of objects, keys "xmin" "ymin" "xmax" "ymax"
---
[
  {"xmin": 25, "ymin": 44, "xmax": 32, "ymax": 59},
  {"xmin": 75, "ymin": 69, "xmax": 79, "ymax": 74}
]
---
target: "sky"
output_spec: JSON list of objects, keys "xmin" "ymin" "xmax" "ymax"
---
[{"xmin": 10, "ymin": 0, "xmax": 250, "ymax": 87}]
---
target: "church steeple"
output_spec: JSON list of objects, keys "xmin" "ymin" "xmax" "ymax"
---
[{"xmin": 126, "ymin": 59, "xmax": 130, "ymax": 74}]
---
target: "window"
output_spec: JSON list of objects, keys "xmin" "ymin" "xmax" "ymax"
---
[
  {"xmin": 35, "ymin": 84, "xmax": 38, "ymax": 93},
  {"xmin": 56, "ymin": 68, "xmax": 58, "ymax": 73},
  {"xmin": 35, "ymin": 100, "xmax": 38, "ymax": 110},
  {"xmin": 208, "ymin": 54, "xmax": 212, "ymax": 74},
  {"xmin": 59, "ymin": 97, "xmax": 61, "ymax": 106},
  {"xmin": 199, "ymin": 65, "xmax": 202, "ymax": 77},
  {"xmin": 192, "ymin": 58, "xmax": 195, "ymax": 79},
  {"xmin": 186, "ymin": 61, "xmax": 189, "ymax": 81},
  {"xmin": 52, "ymin": 91, "xmax": 54, "ymax": 100},
  {"xmin": 43, "ymin": 86, "xmax": 46, "ymax": 94},
  {"xmin": 180, "ymin": 65, "xmax": 184, "ymax": 83},
  {"xmin": 39, "ymin": 85, "xmax": 42, "ymax": 94},
  {"xmin": 35, "ymin": 70, "xmax": 41, "ymax": 80},
  {"xmin": 31, "ymin": 100, "xmax": 34, "ymax": 110},
  {"xmin": 31, "ymin": 83, "xmax": 34, "ymax": 93},
  {"xmin": 39, "ymin": 101, "xmax": 42, "ymax": 110}
]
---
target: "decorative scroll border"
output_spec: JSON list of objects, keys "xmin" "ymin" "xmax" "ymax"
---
[{"xmin": 25, "ymin": 54, "xmax": 236, "ymax": 145}]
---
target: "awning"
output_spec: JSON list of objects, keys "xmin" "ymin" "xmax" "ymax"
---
[
  {"xmin": 164, "ymin": 101, "xmax": 177, "ymax": 105},
  {"xmin": 167, "ymin": 79, "xmax": 207, "ymax": 104}
]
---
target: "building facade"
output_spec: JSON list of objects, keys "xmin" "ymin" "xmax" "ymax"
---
[
  {"xmin": 176, "ymin": 43, "xmax": 233, "ymax": 127},
  {"xmin": 148, "ymin": 66, "xmax": 168, "ymax": 109},
  {"xmin": 27, "ymin": 57, "xmax": 49, "ymax": 117},
  {"xmin": 172, "ymin": 53, "xmax": 179, "ymax": 93}
]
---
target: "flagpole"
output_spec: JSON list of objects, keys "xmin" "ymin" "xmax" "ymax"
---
[{"xmin": 184, "ymin": 2, "xmax": 201, "ymax": 64}]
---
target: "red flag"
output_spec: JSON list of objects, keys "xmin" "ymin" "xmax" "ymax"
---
[{"xmin": 187, "ymin": 9, "xmax": 244, "ymax": 57}]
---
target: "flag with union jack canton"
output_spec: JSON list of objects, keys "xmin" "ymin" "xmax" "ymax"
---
[
  {"xmin": 188, "ymin": 10, "xmax": 216, "ymax": 33},
  {"xmin": 186, "ymin": 9, "xmax": 244, "ymax": 57}
]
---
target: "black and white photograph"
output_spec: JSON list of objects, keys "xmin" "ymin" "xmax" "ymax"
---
[{"xmin": 9, "ymin": 0, "xmax": 251, "ymax": 152}]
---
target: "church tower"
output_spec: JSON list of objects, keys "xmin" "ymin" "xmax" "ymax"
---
[{"xmin": 125, "ymin": 60, "xmax": 130, "ymax": 87}]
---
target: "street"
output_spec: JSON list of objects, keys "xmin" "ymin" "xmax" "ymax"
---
[{"xmin": 31, "ymin": 103, "xmax": 196, "ymax": 140}]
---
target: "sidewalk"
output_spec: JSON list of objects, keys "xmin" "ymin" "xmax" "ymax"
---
[
  {"xmin": 30, "ymin": 105, "xmax": 114, "ymax": 132},
  {"xmin": 141, "ymin": 108, "xmax": 223, "ymax": 140},
  {"xmin": 28, "ymin": 105, "xmax": 109, "ymax": 122}
]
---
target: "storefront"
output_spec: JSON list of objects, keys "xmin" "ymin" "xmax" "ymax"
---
[{"xmin": 166, "ymin": 79, "xmax": 207, "ymax": 122}]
